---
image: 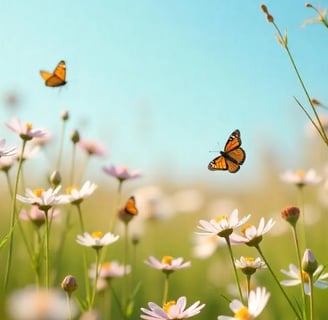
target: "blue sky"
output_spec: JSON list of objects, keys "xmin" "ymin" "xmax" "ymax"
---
[{"xmin": 1, "ymin": 1, "xmax": 327, "ymax": 185}]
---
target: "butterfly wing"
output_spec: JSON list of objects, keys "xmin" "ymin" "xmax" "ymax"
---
[
  {"xmin": 40, "ymin": 60, "xmax": 66, "ymax": 87},
  {"xmin": 124, "ymin": 196, "xmax": 138, "ymax": 215},
  {"xmin": 208, "ymin": 129, "xmax": 246, "ymax": 173}
]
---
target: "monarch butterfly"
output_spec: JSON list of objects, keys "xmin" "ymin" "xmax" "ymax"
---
[
  {"xmin": 40, "ymin": 60, "xmax": 66, "ymax": 87},
  {"xmin": 208, "ymin": 129, "xmax": 246, "ymax": 173}
]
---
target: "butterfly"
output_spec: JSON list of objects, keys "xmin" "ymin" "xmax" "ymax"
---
[
  {"xmin": 40, "ymin": 60, "xmax": 66, "ymax": 87},
  {"xmin": 208, "ymin": 129, "xmax": 246, "ymax": 173},
  {"xmin": 123, "ymin": 196, "xmax": 138, "ymax": 216}
]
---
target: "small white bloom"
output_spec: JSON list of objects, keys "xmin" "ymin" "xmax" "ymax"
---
[
  {"xmin": 65, "ymin": 181, "xmax": 98, "ymax": 204},
  {"xmin": 16, "ymin": 186, "xmax": 66, "ymax": 210},
  {"xmin": 141, "ymin": 296, "xmax": 205, "ymax": 320},
  {"xmin": 230, "ymin": 218, "xmax": 275, "ymax": 246},
  {"xmin": 218, "ymin": 287, "xmax": 270, "ymax": 320},
  {"xmin": 192, "ymin": 234, "xmax": 225, "ymax": 259},
  {"xmin": 0, "ymin": 139, "xmax": 16, "ymax": 157},
  {"xmin": 235, "ymin": 256, "xmax": 267, "ymax": 272},
  {"xmin": 6, "ymin": 118, "xmax": 47, "ymax": 140},
  {"xmin": 280, "ymin": 169, "xmax": 322, "ymax": 187},
  {"xmin": 144, "ymin": 256, "xmax": 191, "ymax": 272},
  {"xmin": 76, "ymin": 231, "xmax": 119, "ymax": 249},
  {"xmin": 196, "ymin": 209, "xmax": 251, "ymax": 238},
  {"xmin": 281, "ymin": 264, "xmax": 328, "ymax": 295}
]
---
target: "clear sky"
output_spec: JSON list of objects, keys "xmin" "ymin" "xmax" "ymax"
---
[{"xmin": 1, "ymin": 1, "xmax": 327, "ymax": 185}]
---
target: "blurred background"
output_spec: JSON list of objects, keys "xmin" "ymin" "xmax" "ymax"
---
[{"xmin": 1, "ymin": 1, "xmax": 328, "ymax": 319}]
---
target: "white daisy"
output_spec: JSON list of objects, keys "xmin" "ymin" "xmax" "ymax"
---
[{"xmin": 76, "ymin": 231, "xmax": 119, "ymax": 249}]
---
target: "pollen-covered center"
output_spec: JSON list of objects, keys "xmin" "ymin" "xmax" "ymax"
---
[
  {"xmin": 234, "ymin": 306, "xmax": 252, "ymax": 320},
  {"xmin": 33, "ymin": 188, "xmax": 45, "ymax": 197},
  {"xmin": 241, "ymin": 223, "xmax": 252, "ymax": 235},
  {"xmin": 295, "ymin": 170, "xmax": 305, "ymax": 180},
  {"xmin": 66, "ymin": 185, "xmax": 79, "ymax": 194},
  {"xmin": 163, "ymin": 300, "xmax": 176, "ymax": 314},
  {"xmin": 26, "ymin": 122, "xmax": 33, "ymax": 132},
  {"xmin": 214, "ymin": 215, "xmax": 228, "ymax": 223},
  {"xmin": 162, "ymin": 256, "xmax": 173, "ymax": 265},
  {"xmin": 92, "ymin": 231, "xmax": 103, "ymax": 239}
]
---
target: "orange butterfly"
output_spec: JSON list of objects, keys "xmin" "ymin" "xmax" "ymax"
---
[
  {"xmin": 208, "ymin": 129, "xmax": 246, "ymax": 173},
  {"xmin": 40, "ymin": 60, "xmax": 66, "ymax": 87},
  {"xmin": 123, "ymin": 196, "xmax": 138, "ymax": 216}
]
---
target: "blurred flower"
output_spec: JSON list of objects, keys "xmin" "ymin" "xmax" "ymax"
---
[
  {"xmin": 16, "ymin": 186, "xmax": 67, "ymax": 211},
  {"xmin": 196, "ymin": 209, "xmax": 251, "ymax": 239},
  {"xmin": 280, "ymin": 264, "xmax": 328, "ymax": 295},
  {"xmin": 76, "ymin": 231, "xmax": 119, "ymax": 249},
  {"xmin": 65, "ymin": 181, "xmax": 98, "ymax": 205},
  {"xmin": 280, "ymin": 169, "xmax": 322, "ymax": 188},
  {"xmin": 280, "ymin": 205, "xmax": 300, "ymax": 227},
  {"xmin": 78, "ymin": 138, "xmax": 106, "ymax": 157},
  {"xmin": 141, "ymin": 296, "xmax": 205, "ymax": 320},
  {"xmin": 0, "ymin": 139, "xmax": 16, "ymax": 157},
  {"xmin": 305, "ymin": 115, "xmax": 328, "ymax": 138},
  {"xmin": 7, "ymin": 286, "xmax": 78, "ymax": 320},
  {"xmin": 17, "ymin": 144, "xmax": 40, "ymax": 162},
  {"xmin": 0, "ymin": 155, "xmax": 16, "ymax": 172},
  {"xmin": 235, "ymin": 256, "xmax": 267, "ymax": 276},
  {"xmin": 144, "ymin": 256, "xmax": 191, "ymax": 274},
  {"xmin": 192, "ymin": 234, "xmax": 225, "ymax": 259},
  {"xmin": 79, "ymin": 310, "xmax": 101, "ymax": 320},
  {"xmin": 218, "ymin": 287, "xmax": 270, "ymax": 320},
  {"xmin": 230, "ymin": 218, "xmax": 275, "ymax": 247},
  {"xmin": 172, "ymin": 188, "xmax": 204, "ymax": 214},
  {"xmin": 6, "ymin": 118, "xmax": 47, "ymax": 141},
  {"xmin": 103, "ymin": 164, "xmax": 141, "ymax": 182},
  {"xmin": 19, "ymin": 205, "xmax": 60, "ymax": 228}
]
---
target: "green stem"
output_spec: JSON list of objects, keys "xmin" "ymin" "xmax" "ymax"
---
[
  {"xmin": 65, "ymin": 292, "xmax": 73, "ymax": 320},
  {"xmin": 224, "ymin": 236, "xmax": 243, "ymax": 303},
  {"xmin": 292, "ymin": 225, "xmax": 307, "ymax": 320},
  {"xmin": 162, "ymin": 273, "xmax": 170, "ymax": 305},
  {"xmin": 90, "ymin": 249, "xmax": 101, "ymax": 308},
  {"xmin": 3, "ymin": 139, "xmax": 27, "ymax": 291},
  {"xmin": 308, "ymin": 274, "xmax": 314, "ymax": 320},
  {"xmin": 255, "ymin": 244, "xmax": 302, "ymax": 319},
  {"xmin": 44, "ymin": 208, "xmax": 50, "ymax": 288}
]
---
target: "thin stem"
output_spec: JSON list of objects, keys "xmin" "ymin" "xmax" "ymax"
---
[
  {"xmin": 70, "ymin": 143, "xmax": 77, "ymax": 185},
  {"xmin": 255, "ymin": 244, "xmax": 302, "ymax": 319},
  {"xmin": 292, "ymin": 225, "xmax": 307, "ymax": 320},
  {"xmin": 162, "ymin": 273, "xmax": 170, "ymax": 305},
  {"xmin": 65, "ymin": 292, "xmax": 73, "ymax": 320},
  {"xmin": 56, "ymin": 117, "xmax": 67, "ymax": 172},
  {"xmin": 4, "ymin": 139, "xmax": 27, "ymax": 291},
  {"xmin": 297, "ymin": 186, "xmax": 306, "ymax": 249},
  {"xmin": 90, "ymin": 249, "xmax": 101, "ymax": 308},
  {"xmin": 44, "ymin": 208, "xmax": 50, "ymax": 288},
  {"xmin": 308, "ymin": 274, "xmax": 314, "ymax": 320},
  {"xmin": 123, "ymin": 222, "xmax": 130, "ymax": 315},
  {"xmin": 224, "ymin": 236, "xmax": 243, "ymax": 303}
]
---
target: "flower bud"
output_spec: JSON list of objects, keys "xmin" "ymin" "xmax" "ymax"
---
[
  {"xmin": 49, "ymin": 170, "xmax": 62, "ymax": 187},
  {"xmin": 61, "ymin": 110, "xmax": 69, "ymax": 121},
  {"xmin": 302, "ymin": 248, "xmax": 318, "ymax": 274},
  {"xmin": 71, "ymin": 130, "xmax": 80, "ymax": 144},
  {"xmin": 281, "ymin": 206, "xmax": 300, "ymax": 227},
  {"xmin": 61, "ymin": 274, "xmax": 78, "ymax": 293}
]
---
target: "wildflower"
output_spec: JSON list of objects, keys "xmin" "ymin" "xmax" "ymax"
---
[
  {"xmin": 65, "ymin": 181, "xmax": 98, "ymax": 205},
  {"xmin": 61, "ymin": 275, "xmax": 78, "ymax": 293},
  {"xmin": 235, "ymin": 256, "xmax": 267, "ymax": 276},
  {"xmin": 17, "ymin": 144, "xmax": 40, "ymax": 162},
  {"xmin": 280, "ymin": 169, "xmax": 322, "ymax": 187},
  {"xmin": 78, "ymin": 138, "xmax": 106, "ymax": 157},
  {"xmin": 141, "ymin": 296, "xmax": 205, "ymax": 320},
  {"xmin": 7, "ymin": 286, "xmax": 78, "ymax": 320},
  {"xmin": 0, "ymin": 155, "xmax": 16, "ymax": 172},
  {"xmin": 302, "ymin": 248, "xmax": 318, "ymax": 274},
  {"xmin": 196, "ymin": 209, "xmax": 251, "ymax": 239},
  {"xmin": 280, "ymin": 264, "xmax": 328, "ymax": 295},
  {"xmin": 6, "ymin": 118, "xmax": 47, "ymax": 141},
  {"xmin": 71, "ymin": 130, "xmax": 80, "ymax": 144},
  {"xmin": 76, "ymin": 231, "xmax": 119, "ymax": 249},
  {"xmin": 280, "ymin": 205, "xmax": 300, "ymax": 227},
  {"xmin": 218, "ymin": 287, "xmax": 270, "ymax": 320},
  {"xmin": 49, "ymin": 170, "xmax": 62, "ymax": 187},
  {"xmin": 0, "ymin": 139, "xmax": 16, "ymax": 157},
  {"xmin": 145, "ymin": 256, "xmax": 191, "ymax": 274},
  {"xmin": 16, "ymin": 186, "xmax": 66, "ymax": 211},
  {"xmin": 103, "ymin": 164, "xmax": 141, "ymax": 182},
  {"xmin": 230, "ymin": 218, "xmax": 275, "ymax": 247},
  {"xmin": 19, "ymin": 205, "xmax": 60, "ymax": 228},
  {"xmin": 303, "ymin": 3, "xmax": 328, "ymax": 27}
]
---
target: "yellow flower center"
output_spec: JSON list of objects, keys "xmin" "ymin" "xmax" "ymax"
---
[
  {"xmin": 241, "ymin": 223, "xmax": 252, "ymax": 235},
  {"xmin": 301, "ymin": 270, "xmax": 310, "ymax": 283},
  {"xmin": 102, "ymin": 262, "xmax": 111, "ymax": 270},
  {"xmin": 66, "ymin": 185, "xmax": 79, "ymax": 194},
  {"xmin": 26, "ymin": 122, "xmax": 33, "ymax": 132},
  {"xmin": 162, "ymin": 256, "xmax": 173, "ymax": 265},
  {"xmin": 163, "ymin": 300, "xmax": 176, "ymax": 314},
  {"xmin": 234, "ymin": 306, "xmax": 252, "ymax": 320},
  {"xmin": 295, "ymin": 170, "xmax": 305, "ymax": 180},
  {"xmin": 91, "ymin": 231, "xmax": 103, "ymax": 239},
  {"xmin": 214, "ymin": 215, "xmax": 228, "ymax": 223},
  {"xmin": 33, "ymin": 188, "xmax": 45, "ymax": 197},
  {"xmin": 244, "ymin": 257, "xmax": 255, "ymax": 264}
]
